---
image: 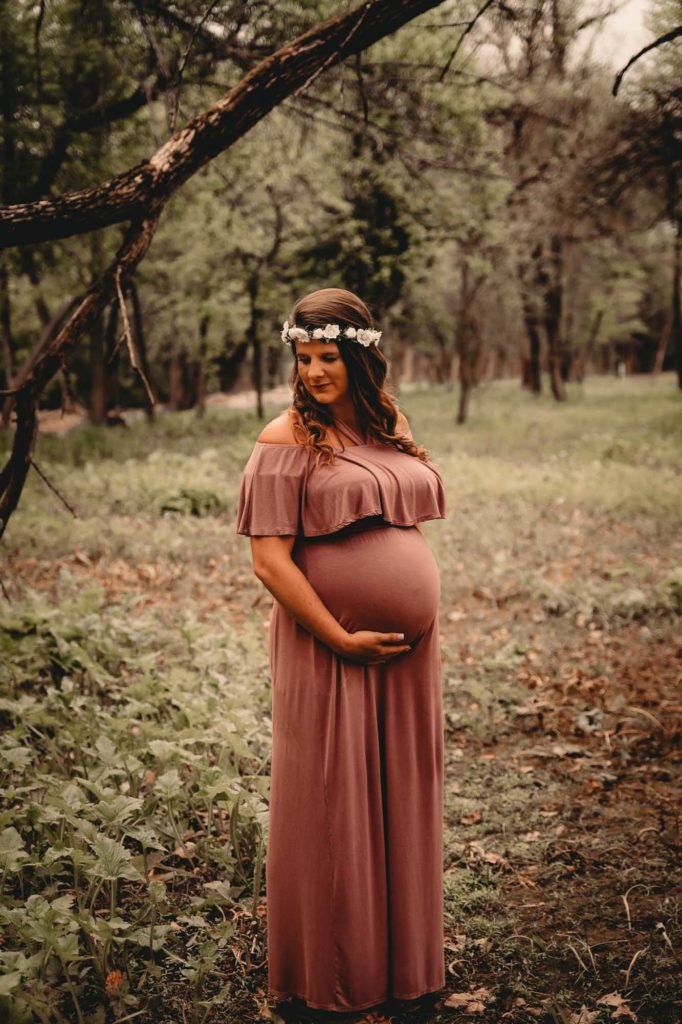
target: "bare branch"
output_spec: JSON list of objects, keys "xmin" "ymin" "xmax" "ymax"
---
[
  {"xmin": 33, "ymin": 0, "xmax": 47, "ymax": 128},
  {"xmin": 114, "ymin": 267, "xmax": 156, "ymax": 406},
  {"xmin": 439, "ymin": 0, "xmax": 496, "ymax": 81},
  {"xmin": 613, "ymin": 25, "xmax": 682, "ymax": 96},
  {"xmin": 1, "ymin": 0, "xmax": 447, "ymax": 247},
  {"xmin": 30, "ymin": 459, "xmax": 79, "ymax": 518}
]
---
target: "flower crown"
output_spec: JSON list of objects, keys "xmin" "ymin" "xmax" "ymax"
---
[{"xmin": 281, "ymin": 320, "xmax": 382, "ymax": 348}]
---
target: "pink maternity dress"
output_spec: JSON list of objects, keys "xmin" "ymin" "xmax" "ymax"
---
[{"xmin": 235, "ymin": 414, "xmax": 447, "ymax": 1012}]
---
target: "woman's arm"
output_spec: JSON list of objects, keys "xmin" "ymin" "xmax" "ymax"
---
[
  {"xmin": 251, "ymin": 535, "xmax": 349, "ymax": 654},
  {"xmin": 250, "ymin": 536, "xmax": 411, "ymax": 663}
]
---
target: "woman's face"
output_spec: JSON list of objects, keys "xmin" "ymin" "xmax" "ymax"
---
[{"xmin": 295, "ymin": 340, "xmax": 350, "ymax": 404}]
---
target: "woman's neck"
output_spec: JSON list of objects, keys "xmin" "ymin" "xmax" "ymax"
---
[{"xmin": 329, "ymin": 399, "xmax": 360, "ymax": 430}]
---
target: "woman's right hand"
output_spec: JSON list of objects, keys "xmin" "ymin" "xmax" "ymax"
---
[{"xmin": 335, "ymin": 630, "xmax": 412, "ymax": 664}]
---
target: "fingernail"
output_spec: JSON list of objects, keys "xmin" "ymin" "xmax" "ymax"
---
[{"xmin": 397, "ymin": 633, "xmax": 404, "ymax": 639}]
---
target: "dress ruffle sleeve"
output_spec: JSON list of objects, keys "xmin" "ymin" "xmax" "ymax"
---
[{"xmin": 236, "ymin": 442, "xmax": 310, "ymax": 536}]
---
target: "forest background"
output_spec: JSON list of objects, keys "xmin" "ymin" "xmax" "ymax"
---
[
  {"xmin": 0, "ymin": 3, "xmax": 681, "ymax": 1024},
  {"xmin": 0, "ymin": 0, "xmax": 680, "ymax": 432}
]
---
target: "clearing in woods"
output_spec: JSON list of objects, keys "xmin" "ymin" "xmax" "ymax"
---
[{"xmin": 1, "ymin": 374, "xmax": 680, "ymax": 1023}]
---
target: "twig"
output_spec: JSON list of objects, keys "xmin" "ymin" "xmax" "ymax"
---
[
  {"xmin": 30, "ymin": 459, "xmax": 78, "ymax": 518},
  {"xmin": 612, "ymin": 26, "xmax": 682, "ymax": 96},
  {"xmin": 114, "ymin": 267, "xmax": 156, "ymax": 407},
  {"xmin": 621, "ymin": 882, "xmax": 650, "ymax": 931},
  {"xmin": 439, "ymin": 0, "xmax": 496, "ymax": 81},
  {"xmin": 623, "ymin": 947, "xmax": 647, "ymax": 988},
  {"xmin": 170, "ymin": 0, "xmax": 222, "ymax": 132},
  {"xmin": 0, "ymin": 575, "xmax": 12, "ymax": 603},
  {"xmin": 566, "ymin": 942, "xmax": 589, "ymax": 975},
  {"xmin": 625, "ymin": 705, "xmax": 664, "ymax": 732}
]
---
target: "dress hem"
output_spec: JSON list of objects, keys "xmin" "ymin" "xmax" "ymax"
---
[{"xmin": 268, "ymin": 979, "xmax": 446, "ymax": 1012}]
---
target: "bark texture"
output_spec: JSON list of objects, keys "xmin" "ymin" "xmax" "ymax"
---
[{"xmin": 0, "ymin": 0, "xmax": 446, "ymax": 248}]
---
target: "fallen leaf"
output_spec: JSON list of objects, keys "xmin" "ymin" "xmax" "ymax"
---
[
  {"xmin": 597, "ymin": 991, "xmax": 637, "ymax": 1020},
  {"xmin": 569, "ymin": 1007, "xmax": 599, "ymax": 1024},
  {"xmin": 444, "ymin": 987, "xmax": 491, "ymax": 1011},
  {"xmin": 460, "ymin": 810, "xmax": 483, "ymax": 825}
]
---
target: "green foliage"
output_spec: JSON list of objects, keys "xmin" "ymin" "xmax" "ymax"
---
[
  {"xmin": 159, "ymin": 489, "xmax": 224, "ymax": 518},
  {"xmin": 0, "ymin": 583, "xmax": 271, "ymax": 1021}
]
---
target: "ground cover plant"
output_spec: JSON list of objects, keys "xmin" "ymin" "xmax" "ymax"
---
[{"xmin": 1, "ymin": 373, "xmax": 680, "ymax": 1023}]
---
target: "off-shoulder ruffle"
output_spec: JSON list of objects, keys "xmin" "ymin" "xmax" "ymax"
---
[
  {"xmin": 236, "ymin": 443, "xmax": 308, "ymax": 536},
  {"xmin": 235, "ymin": 441, "xmax": 446, "ymax": 538}
]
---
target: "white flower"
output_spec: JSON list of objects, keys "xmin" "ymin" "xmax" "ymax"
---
[
  {"xmin": 357, "ymin": 328, "xmax": 381, "ymax": 346},
  {"xmin": 279, "ymin": 316, "xmax": 381, "ymax": 348}
]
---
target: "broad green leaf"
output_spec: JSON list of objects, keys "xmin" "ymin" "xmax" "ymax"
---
[
  {"xmin": 155, "ymin": 769, "xmax": 183, "ymax": 800},
  {"xmin": 87, "ymin": 837, "xmax": 143, "ymax": 882},
  {"xmin": 0, "ymin": 972, "xmax": 22, "ymax": 995},
  {"xmin": 0, "ymin": 828, "xmax": 28, "ymax": 872}
]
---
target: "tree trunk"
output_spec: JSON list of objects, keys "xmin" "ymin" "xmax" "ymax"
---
[
  {"xmin": 1, "ymin": 296, "xmax": 81, "ymax": 426},
  {"xmin": 544, "ymin": 234, "xmax": 566, "ymax": 401},
  {"xmin": 520, "ymin": 292, "xmax": 542, "ymax": 393},
  {"xmin": 266, "ymin": 339, "xmax": 281, "ymax": 391},
  {"xmin": 663, "ymin": 116, "xmax": 681, "ymax": 388},
  {"xmin": 456, "ymin": 261, "xmax": 482, "ymax": 425},
  {"xmin": 518, "ymin": 249, "xmax": 542, "ymax": 394},
  {"xmin": 216, "ymin": 340, "xmax": 249, "ymax": 393},
  {"xmin": 653, "ymin": 309, "xmax": 672, "ymax": 374},
  {"xmin": 88, "ymin": 232, "xmax": 107, "ymax": 425},
  {"xmin": 576, "ymin": 309, "xmax": 604, "ymax": 382},
  {"xmin": 104, "ymin": 299, "xmax": 120, "ymax": 412},
  {"xmin": 0, "ymin": 255, "xmax": 13, "ymax": 395},
  {"xmin": 673, "ymin": 216, "xmax": 681, "ymax": 388},
  {"xmin": 128, "ymin": 280, "xmax": 155, "ymax": 419},
  {"xmin": 169, "ymin": 347, "xmax": 195, "ymax": 411},
  {"xmin": 196, "ymin": 314, "xmax": 209, "ymax": 419},
  {"xmin": 247, "ymin": 273, "xmax": 264, "ymax": 419},
  {"xmin": 57, "ymin": 369, "xmax": 76, "ymax": 413}
]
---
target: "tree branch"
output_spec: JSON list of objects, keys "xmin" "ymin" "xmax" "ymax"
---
[
  {"xmin": 0, "ymin": 0, "xmax": 448, "ymax": 540},
  {"xmin": 613, "ymin": 25, "xmax": 682, "ymax": 96},
  {"xmin": 2, "ymin": 0, "xmax": 446, "ymax": 247},
  {"xmin": 439, "ymin": 0, "xmax": 496, "ymax": 80}
]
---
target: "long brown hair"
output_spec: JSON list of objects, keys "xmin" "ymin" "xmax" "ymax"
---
[{"xmin": 284, "ymin": 287, "xmax": 430, "ymax": 465}]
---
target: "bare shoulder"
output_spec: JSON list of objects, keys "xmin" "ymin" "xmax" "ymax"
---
[{"xmin": 256, "ymin": 408, "xmax": 304, "ymax": 445}]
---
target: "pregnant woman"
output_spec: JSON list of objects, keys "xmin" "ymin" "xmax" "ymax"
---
[{"xmin": 235, "ymin": 287, "xmax": 447, "ymax": 1014}]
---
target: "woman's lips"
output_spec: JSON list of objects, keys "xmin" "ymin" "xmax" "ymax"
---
[{"xmin": 313, "ymin": 384, "xmax": 331, "ymax": 390}]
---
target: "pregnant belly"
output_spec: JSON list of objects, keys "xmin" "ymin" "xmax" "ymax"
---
[{"xmin": 293, "ymin": 523, "xmax": 440, "ymax": 645}]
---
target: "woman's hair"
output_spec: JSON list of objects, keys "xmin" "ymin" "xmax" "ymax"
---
[{"xmin": 285, "ymin": 287, "xmax": 430, "ymax": 465}]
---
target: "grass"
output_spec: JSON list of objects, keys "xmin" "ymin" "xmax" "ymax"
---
[{"xmin": 1, "ymin": 371, "xmax": 680, "ymax": 1023}]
